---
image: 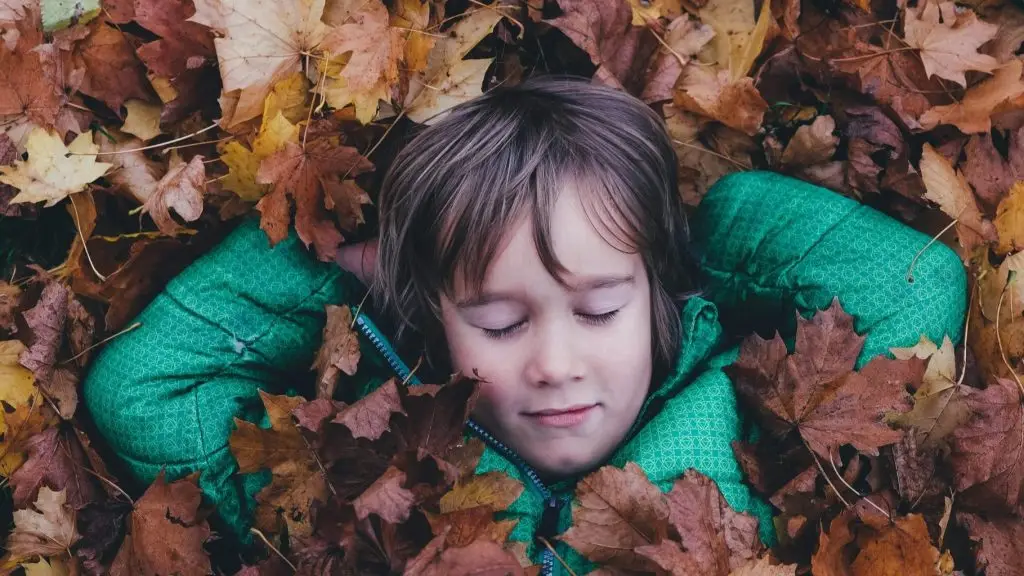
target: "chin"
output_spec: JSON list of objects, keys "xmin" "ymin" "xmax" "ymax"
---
[{"xmin": 530, "ymin": 448, "xmax": 603, "ymax": 480}]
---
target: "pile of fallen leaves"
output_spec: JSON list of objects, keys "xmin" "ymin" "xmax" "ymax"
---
[{"xmin": 3, "ymin": 0, "xmax": 1024, "ymax": 573}]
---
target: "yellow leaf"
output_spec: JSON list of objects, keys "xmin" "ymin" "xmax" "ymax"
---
[
  {"xmin": 628, "ymin": 0, "xmax": 682, "ymax": 26},
  {"xmin": 698, "ymin": 0, "xmax": 755, "ymax": 71},
  {"xmin": 220, "ymin": 111, "xmax": 299, "ymax": 201},
  {"xmin": 996, "ymin": 180, "xmax": 1024, "ymax": 254},
  {"xmin": 730, "ymin": 0, "xmax": 775, "ymax": 80},
  {"xmin": 0, "ymin": 340, "xmax": 51, "ymax": 476},
  {"xmin": 392, "ymin": 0, "xmax": 438, "ymax": 73},
  {"xmin": 674, "ymin": 65, "xmax": 767, "ymax": 136},
  {"xmin": 920, "ymin": 60, "xmax": 1024, "ymax": 134},
  {"xmin": 919, "ymin": 142, "xmax": 997, "ymax": 250},
  {"xmin": 404, "ymin": 8, "xmax": 502, "ymax": 124},
  {"xmin": 148, "ymin": 73, "xmax": 178, "ymax": 103},
  {"xmin": 0, "ymin": 129, "xmax": 112, "ymax": 207},
  {"xmin": 121, "ymin": 99, "xmax": 163, "ymax": 142},
  {"xmin": 21, "ymin": 557, "xmax": 69, "ymax": 576},
  {"xmin": 263, "ymin": 72, "xmax": 312, "ymax": 125}
]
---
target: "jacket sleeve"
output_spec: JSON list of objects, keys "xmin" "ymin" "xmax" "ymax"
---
[
  {"xmin": 82, "ymin": 216, "xmax": 364, "ymax": 542},
  {"xmin": 690, "ymin": 171, "xmax": 968, "ymax": 367}
]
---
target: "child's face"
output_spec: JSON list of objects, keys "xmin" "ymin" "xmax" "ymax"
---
[{"xmin": 440, "ymin": 187, "xmax": 653, "ymax": 478}]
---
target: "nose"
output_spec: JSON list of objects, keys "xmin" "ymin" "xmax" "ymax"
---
[{"xmin": 525, "ymin": 320, "xmax": 584, "ymax": 387}]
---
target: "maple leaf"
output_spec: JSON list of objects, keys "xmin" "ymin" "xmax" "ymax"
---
[
  {"xmin": 390, "ymin": 377, "xmax": 480, "ymax": 469},
  {"xmin": 400, "ymin": 7, "xmax": 502, "ymax": 125},
  {"xmin": 391, "ymin": 0, "xmax": 438, "ymax": 74},
  {"xmin": 255, "ymin": 133, "xmax": 374, "ymax": 262},
  {"xmin": 0, "ymin": 3, "xmax": 64, "ymax": 132},
  {"xmin": 0, "ymin": 339, "xmax": 55, "ymax": 476},
  {"xmin": 220, "ymin": 109, "xmax": 300, "ymax": 202},
  {"xmin": 903, "ymin": 0, "xmax": 999, "ymax": 87},
  {"xmin": 638, "ymin": 469, "xmax": 763, "ymax": 576},
  {"xmin": 320, "ymin": 0, "xmax": 404, "ymax": 115},
  {"xmin": 120, "ymin": 100, "xmax": 163, "ymax": 142},
  {"xmin": 134, "ymin": 0, "xmax": 218, "ymax": 122},
  {"xmin": 333, "ymin": 377, "xmax": 403, "ymax": 440},
  {"xmin": 548, "ymin": 0, "xmax": 657, "ymax": 93},
  {"xmin": 851, "ymin": 513, "xmax": 941, "ymax": 576},
  {"xmin": 68, "ymin": 20, "xmax": 153, "ymax": 113},
  {"xmin": 958, "ymin": 512, "xmax": 1024, "ymax": 576},
  {"xmin": 9, "ymin": 426, "xmax": 100, "ymax": 509},
  {"xmin": 948, "ymin": 377, "xmax": 1024, "ymax": 509},
  {"xmin": 109, "ymin": 472, "xmax": 212, "ymax": 576},
  {"xmin": 919, "ymin": 142, "xmax": 997, "ymax": 251},
  {"xmin": 352, "ymin": 465, "xmax": 417, "ymax": 524},
  {"xmin": 0, "ymin": 128, "xmax": 112, "ymax": 207},
  {"xmin": 920, "ymin": 60, "xmax": 1024, "ymax": 134},
  {"xmin": 960, "ymin": 131, "xmax": 1024, "ymax": 212},
  {"xmin": 887, "ymin": 335, "xmax": 970, "ymax": 448},
  {"xmin": 140, "ymin": 153, "xmax": 206, "ymax": 235},
  {"xmin": 18, "ymin": 280, "xmax": 67, "ymax": 387},
  {"xmin": 4, "ymin": 487, "xmax": 80, "ymax": 565},
  {"xmin": 229, "ymin": 390, "xmax": 325, "ymax": 539},
  {"xmin": 664, "ymin": 104, "xmax": 753, "ymax": 205},
  {"xmin": 674, "ymin": 64, "xmax": 768, "ymax": 136},
  {"xmin": 560, "ymin": 462, "xmax": 670, "ymax": 571},
  {"xmin": 640, "ymin": 13, "xmax": 716, "ymax": 104},
  {"xmin": 780, "ymin": 115, "xmax": 838, "ymax": 168},
  {"xmin": 725, "ymin": 299, "xmax": 915, "ymax": 459},
  {"xmin": 427, "ymin": 470, "xmax": 522, "ymax": 548},
  {"xmin": 313, "ymin": 304, "xmax": 362, "ymax": 399},
  {"xmin": 189, "ymin": 0, "xmax": 329, "ymax": 127},
  {"xmin": 404, "ymin": 531, "xmax": 529, "ymax": 576},
  {"xmin": 95, "ymin": 132, "xmax": 164, "ymax": 204}
]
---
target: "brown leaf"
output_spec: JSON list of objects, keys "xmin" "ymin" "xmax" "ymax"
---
[
  {"xmin": 256, "ymin": 137, "xmax": 374, "ymax": 262},
  {"xmin": 888, "ymin": 335, "xmax": 970, "ymax": 449},
  {"xmin": 426, "ymin": 507, "xmax": 518, "ymax": 548},
  {"xmin": 18, "ymin": 280, "xmax": 67, "ymax": 387},
  {"xmin": 726, "ymin": 299, "xmax": 914, "ymax": 458},
  {"xmin": 5, "ymin": 486, "xmax": 81, "ymax": 564},
  {"xmin": 140, "ymin": 153, "xmax": 206, "ymax": 235},
  {"xmin": 0, "ymin": 280, "xmax": 21, "ymax": 333},
  {"xmin": 559, "ymin": 462, "xmax": 670, "ymax": 571},
  {"xmin": 320, "ymin": 0, "xmax": 404, "ymax": 97},
  {"xmin": 811, "ymin": 511, "xmax": 856, "ymax": 576},
  {"xmin": 313, "ymin": 304, "xmax": 362, "ymax": 399},
  {"xmin": 995, "ymin": 181, "xmax": 1024, "ymax": 254},
  {"xmin": 392, "ymin": 377, "xmax": 480, "ymax": 467},
  {"xmin": 666, "ymin": 469, "xmax": 762, "ymax": 575},
  {"xmin": 333, "ymin": 377, "xmax": 403, "ymax": 440},
  {"xmin": 71, "ymin": 20, "xmax": 154, "ymax": 113},
  {"xmin": 962, "ymin": 132, "xmax": 1015, "ymax": 211},
  {"xmin": 640, "ymin": 13, "xmax": 715, "ymax": 104},
  {"xmin": 229, "ymin": 391, "xmax": 325, "ymax": 539},
  {"xmin": 903, "ymin": 0, "xmax": 999, "ymax": 86},
  {"xmin": 781, "ymin": 115, "xmax": 839, "ymax": 168},
  {"xmin": 851, "ymin": 514, "xmax": 940, "ymax": 576},
  {"xmin": 404, "ymin": 532, "xmax": 527, "ymax": 576},
  {"xmin": 674, "ymin": 64, "xmax": 768, "ymax": 136},
  {"xmin": 729, "ymin": 556, "xmax": 798, "ymax": 576},
  {"xmin": 948, "ymin": 377, "xmax": 1024, "ymax": 509},
  {"xmin": 920, "ymin": 142, "xmax": 998, "ymax": 251},
  {"xmin": 665, "ymin": 104, "xmax": 753, "ymax": 205},
  {"xmin": 958, "ymin": 512, "xmax": 1024, "ymax": 576},
  {"xmin": 0, "ymin": 4, "xmax": 64, "ymax": 132},
  {"xmin": 352, "ymin": 465, "xmax": 416, "ymax": 524},
  {"xmin": 547, "ymin": 0, "xmax": 657, "ymax": 93},
  {"xmin": 109, "ymin": 473, "xmax": 211, "ymax": 576},
  {"xmin": 635, "ymin": 539, "xmax": 701, "ymax": 575},
  {"xmin": 439, "ymin": 471, "xmax": 524, "ymax": 514},
  {"xmin": 920, "ymin": 59, "xmax": 1024, "ymax": 134},
  {"xmin": 9, "ymin": 425, "xmax": 99, "ymax": 509}
]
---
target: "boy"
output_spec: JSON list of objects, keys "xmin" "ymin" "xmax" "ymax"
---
[{"xmin": 83, "ymin": 76, "xmax": 967, "ymax": 574}]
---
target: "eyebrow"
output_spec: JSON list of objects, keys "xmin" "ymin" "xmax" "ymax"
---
[{"xmin": 455, "ymin": 274, "xmax": 635, "ymax": 308}]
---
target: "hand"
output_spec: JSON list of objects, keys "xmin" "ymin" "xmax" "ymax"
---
[{"xmin": 335, "ymin": 239, "xmax": 378, "ymax": 286}]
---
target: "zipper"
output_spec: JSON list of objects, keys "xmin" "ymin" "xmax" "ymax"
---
[{"xmin": 353, "ymin": 312, "xmax": 565, "ymax": 575}]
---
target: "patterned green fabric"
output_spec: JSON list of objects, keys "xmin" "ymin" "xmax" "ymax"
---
[{"xmin": 82, "ymin": 171, "xmax": 967, "ymax": 574}]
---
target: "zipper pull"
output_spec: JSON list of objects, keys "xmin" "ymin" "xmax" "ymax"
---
[{"xmin": 536, "ymin": 496, "xmax": 563, "ymax": 543}]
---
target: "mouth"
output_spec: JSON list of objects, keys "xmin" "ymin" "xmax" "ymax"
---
[{"xmin": 523, "ymin": 403, "xmax": 598, "ymax": 428}]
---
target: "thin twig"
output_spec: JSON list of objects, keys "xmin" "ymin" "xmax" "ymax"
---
[
  {"xmin": 672, "ymin": 138, "xmax": 752, "ymax": 170},
  {"xmin": 829, "ymin": 448, "xmax": 890, "ymax": 519},
  {"xmin": 907, "ymin": 218, "xmax": 959, "ymax": 283},
  {"xmin": 72, "ymin": 123, "xmax": 221, "ymax": 156},
  {"xmin": 250, "ymin": 528, "xmax": 297, "ymax": 572},
  {"xmin": 538, "ymin": 537, "xmax": 577, "ymax": 576},
  {"xmin": 300, "ymin": 433, "xmax": 338, "ymax": 498},
  {"xmin": 79, "ymin": 464, "xmax": 135, "ymax": 505},
  {"xmin": 996, "ymin": 279, "xmax": 1024, "ymax": 397},
  {"xmin": 61, "ymin": 322, "xmax": 142, "ymax": 365},
  {"xmin": 807, "ymin": 441, "xmax": 853, "ymax": 509},
  {"xmin": 69, "ymin": 195, "xmax": 106, "ymax": 282}
]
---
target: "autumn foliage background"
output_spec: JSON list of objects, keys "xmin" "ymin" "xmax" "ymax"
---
[{"xmin": 2, "ymin": 0, "xmax": 1024, "ymax": 574}]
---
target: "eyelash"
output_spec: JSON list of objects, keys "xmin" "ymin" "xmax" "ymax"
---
[{"xmin": 482, "ymin": 310, "xmax": 620, "ymax": 340}]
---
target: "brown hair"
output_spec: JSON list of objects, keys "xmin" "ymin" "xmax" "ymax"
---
[{"xmin": 373, "ymin": 75, "xmax": 700, "ymax": 380}]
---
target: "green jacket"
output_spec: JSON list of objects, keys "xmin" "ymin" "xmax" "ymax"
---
[{"xmin": 82, "ymin": 172, "xmax": 967, "ymax": 574}]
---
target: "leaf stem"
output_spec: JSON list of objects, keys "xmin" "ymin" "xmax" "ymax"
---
[
  {"xmin": 538, "ymin": 537, "xmax": 577, "ymax": 576},
  {"xmin": 72, "ymin": 123, "xmax": 221, "ymax": 156},
  {"xmin": 250, "ymin": 527, "xmax": 296, "ymax": 572}
]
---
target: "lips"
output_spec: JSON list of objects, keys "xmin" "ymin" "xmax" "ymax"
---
[{"xmin": 524, "ymin": 404, "xmax": 597, "ymax": 428}]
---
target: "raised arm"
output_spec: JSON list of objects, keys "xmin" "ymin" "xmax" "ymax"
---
[{"xmin": 690, "ymin": 171, "xmax": 967, "ymax": 367}]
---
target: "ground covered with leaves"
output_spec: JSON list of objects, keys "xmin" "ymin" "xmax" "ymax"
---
[{"xmin": 1, "ymin": 0, "xmax": 1024, "ymax": 574}]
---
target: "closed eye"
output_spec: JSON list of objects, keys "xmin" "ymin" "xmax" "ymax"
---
[
  {"xmin": 576, "ymin": 310, "xmax": 619, "ymax": 326},
  {"xmin": 482, "ymin": 319, "xmax": 526, "ymax": 340}
]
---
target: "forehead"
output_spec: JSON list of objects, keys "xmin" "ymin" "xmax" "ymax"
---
[{"xmin": 451, "ymin": 184, "xmax": 641, "ymax": 295}]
